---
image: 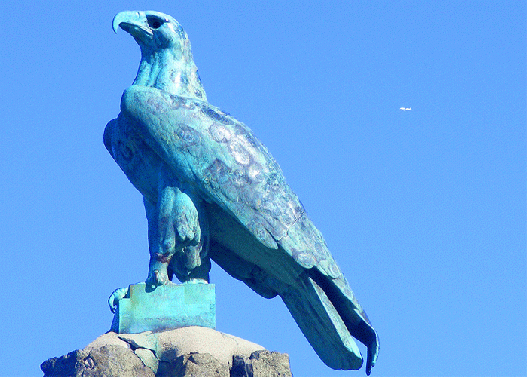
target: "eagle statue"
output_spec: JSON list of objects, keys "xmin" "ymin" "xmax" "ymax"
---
[{"xmin": 104, "ymin": 10, "xmax": 379, "ymax": 374}]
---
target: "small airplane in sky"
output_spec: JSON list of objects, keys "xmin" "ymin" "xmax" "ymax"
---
[{"xmin": 400, "ymin": 107, "xmax": 411, "ymax": 111}]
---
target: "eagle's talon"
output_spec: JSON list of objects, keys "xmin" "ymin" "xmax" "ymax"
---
[
  {"xmin": 108, "ymin": 287, "xmax": 129, "ymax": 313},
  {"xmin": 146, "ymin": 268, "xmax": 172, "ymax": 286}
]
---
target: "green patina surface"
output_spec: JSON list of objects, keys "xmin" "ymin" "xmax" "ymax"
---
[
  {"xmin": 111, "ymin": 283, "xmax": 215, "ymax": 334},
  {"xmin": 105, "ymin": 10, "xmax": 379, "ymax": 374}
]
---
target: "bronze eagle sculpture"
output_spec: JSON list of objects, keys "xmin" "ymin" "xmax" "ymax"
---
[{"xmin": 104, "ymin": 10, "xmax": 379, "ymax": 374}]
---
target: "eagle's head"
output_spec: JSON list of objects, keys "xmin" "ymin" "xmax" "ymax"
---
[
  {"xmin": 113, "ymin": 11, "xmax": 188, "ymax": 53},
  {"xmin": 113, "ymin": 11, "xmax": 207, "ymax": 100}
]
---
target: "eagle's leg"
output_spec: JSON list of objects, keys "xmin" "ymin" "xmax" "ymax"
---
[
  {"xmin": 144, "ymin": 195, "xmax": 172, "ymax": 286},
  {"xmin": 144, "ymin": 180, "xmax": 210, "ymax": 286},
  {"xmin": 168, "ymin": 190, "xmax": 210, "ymax": 284}
]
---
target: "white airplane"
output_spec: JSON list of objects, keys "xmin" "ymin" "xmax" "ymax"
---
[{"xmin": 399, "ymin": 107, "xmax": 411, "ymax": 111}]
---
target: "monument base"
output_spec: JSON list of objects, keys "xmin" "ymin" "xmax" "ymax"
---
[
  {"xmin": 41, "ymin": 327, "xmax": 293, "ymax": 377},
  {"xmin": 111, "ymin": 283, "xmax": 215, "ymax": 334}
]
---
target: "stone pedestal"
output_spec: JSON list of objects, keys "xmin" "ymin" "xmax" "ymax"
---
[
  {"xmin": 111, "ymin": 283, "xmax": 216, "ymax": 334},
  {"xmin": 41, "ymin": 327, "xmax": 293, "ymax": 377}
]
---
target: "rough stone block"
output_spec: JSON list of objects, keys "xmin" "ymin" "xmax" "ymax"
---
[
  {"xmin": 42, "ymin": 329, "xmax": 292, "ymax": 377},
  {"xmin": 171, "ymin": 352, "xmax": 229, "ymax": 377},
  {"xmin": 112, "ymin": 283, "xmax": 215, "ymax": 334},
  {"xmin": 41, "ymin": 344, "xmax": 155, "ymax": 377},
  {"xmin": 231, "ymin": 350, "xmax": 292, "ymax": 377}
]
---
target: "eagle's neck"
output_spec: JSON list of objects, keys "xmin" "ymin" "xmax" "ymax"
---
[{"xmin": 134, "ymin": 47, "xmax": 207, "ymax": 101}]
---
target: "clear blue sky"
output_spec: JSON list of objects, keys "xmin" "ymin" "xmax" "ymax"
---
[{"xmin": 0, "ymin": 1, "xmax": 525, "ymax": 376}]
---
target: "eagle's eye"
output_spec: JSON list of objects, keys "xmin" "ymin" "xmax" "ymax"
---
[{"xmin": 147, "ymin": 15, "xmax": 166, "ymax": 29}]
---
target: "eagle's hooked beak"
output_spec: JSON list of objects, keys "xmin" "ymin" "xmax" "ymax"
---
[{"xmin": 112, "ymin": 11, "xmax": 153, "ymax": 43}]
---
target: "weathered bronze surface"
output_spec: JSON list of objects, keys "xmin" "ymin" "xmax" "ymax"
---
[{"xmin": 105, "ymin": 10, "xmax": 378, "ymax": 374}]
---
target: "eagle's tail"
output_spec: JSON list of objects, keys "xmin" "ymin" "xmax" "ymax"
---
[{"xmin": 280, "ymin": 271, "xmax": 378, "ymax": 374}]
